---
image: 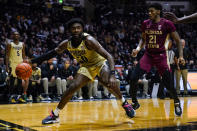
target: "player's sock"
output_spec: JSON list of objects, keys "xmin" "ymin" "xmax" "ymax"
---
[{"xmin": 53, "ymin": 108, "xmax": 60, "ymax": 116}]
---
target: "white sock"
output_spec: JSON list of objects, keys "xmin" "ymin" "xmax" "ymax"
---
[
  {"xmin": 121, "ymin": 97, "xmax": 126, "ymax": 103},
  {"xmin": 53, "ymin": 108, "xmax": 60, "ymax": 116}
]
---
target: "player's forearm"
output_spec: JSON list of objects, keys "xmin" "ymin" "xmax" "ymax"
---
[
  {"xmin": 177, "ymin": 13, "xmax": 197, "ymax": 23},
  {"xmin": 31, "ymin": 49, "xmax": 58, "ymax": 64},
  {"xmin": 107, "ymin": 54, "xmax": 115, "ymax": 71},
  {"xmin": 177, "ymin": 42, "xmax": 183, "ymax": 58},
  {"xmin": 5, "ymin": 55, "xmax": 9, "ymax": 69},
  {"xmin": 136, "ymin": 39, "xmax": 145, "ymax": 51}
]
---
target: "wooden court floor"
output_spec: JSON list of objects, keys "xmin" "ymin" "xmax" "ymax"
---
[{"xmin": 0, "ymin": 97, "xmax": 197, "ymax": 131}]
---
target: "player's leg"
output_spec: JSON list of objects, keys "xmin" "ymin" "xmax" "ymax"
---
[
  {"xmin": 42, "ymin": 73, "xmax": 90, "ymax": 124},
  {"xmin": 156, "ymin": 54, "xmax": 182, "ymax": 116},
  {"xmin": 98, "ymin": 64, "xmax": 122, "ymax": 99},
  {"xmin": 130, "ymin": 55, "xmax": 151, "ymax": 110},
  {"xmin": 22, "ymin": 78, "xmax": 29, "ymax": 101},
  {"xmin": 98, "ymin": 63, "xmax": 135, "ymax": 118},
  {"xmin": 161, "ymin": 70, "xmax": 182, "ymax": 116},
  {"xmin": 9, "ymin": 64, "xmax": 18, "ymax": 103},
  {"xmin": 129, "ymin": 63, "xmax": 146, "ymax": 109},
  {"xmin": 16, "ymin": 78, "xmax": 26, "ymax": 103},
  {"xmin": 9, "ymin": 75, "xmax": 17, "ymax": 103}
]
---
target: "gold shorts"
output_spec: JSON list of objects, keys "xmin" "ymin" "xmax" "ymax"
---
[
  {"xmin": 78, "ymin": 60, "xmax": 106, "ymax": 81},
  {"xmin": 10, "ymin": 63, "xmax": 18, "ymax": 77},
  {"xmin": 10, "ymin": 61, "xmax": 23, "ymax": 77}
]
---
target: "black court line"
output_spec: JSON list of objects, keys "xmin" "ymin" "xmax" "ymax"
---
[
  {"xmin": 115, "ymin": 121, "xmax": 197, "ymax": 131},
  {"xmin": 0, "ymin": 119, "xmax": 37, "ymax": 131}
]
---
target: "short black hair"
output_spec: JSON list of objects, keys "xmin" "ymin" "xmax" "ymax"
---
[
  {"xmin": 148, "ymin": 3, "xmax": 162, "ymax": 11},
  {"xmin": 67, "ymin": 18, "xmax": 84, "ymax": 29}
]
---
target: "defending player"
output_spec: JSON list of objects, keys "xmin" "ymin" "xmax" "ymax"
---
[
  {"xmin": 130, "ymin": 3, "xmax": 184, "ymax": 116},
  {"xmin": 31, "ymin": 18, "xmax": 135, "ymax": 124}
]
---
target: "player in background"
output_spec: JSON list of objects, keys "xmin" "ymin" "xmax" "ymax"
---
[
  {"xmin": 6, "ymin": 31, "xmax": 29, "ymax": 103},
  {"xmin": 31, "ymin": 18, "xmax": 135, "ymax": 124},
  {"xmin": 164, "ymin": 12, "xmax": 197, "ymax": 23},
  {"xmin": 130, "ymin": 3, "xmax": 184, "ymax": 116}
]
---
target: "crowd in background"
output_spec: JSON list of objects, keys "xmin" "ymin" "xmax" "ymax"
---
[{"xmin": 0, "ymin": 0, "xmax": 197, "ymax": 103}]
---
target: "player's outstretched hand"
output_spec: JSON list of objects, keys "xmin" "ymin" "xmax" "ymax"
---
[
  {"xmin": 178, "ymin": 57, "xmax": 185, "ymax": 65},
  {"xmin": 163, "ymin": 12, "xmax": 179, "ymax": 23},
  {"xmin": 131, "ymin": 49, "xmax": 139, "ymax": 57}
]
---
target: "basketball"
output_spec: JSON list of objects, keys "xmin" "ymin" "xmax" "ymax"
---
[{"xmin": 15, "ymin": 63, "xmax": 32, "ymax": 80}]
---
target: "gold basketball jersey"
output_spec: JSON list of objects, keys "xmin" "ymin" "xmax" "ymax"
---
[
  {"xmin": 9, "ymin": 41, "xmax": 23, "ymax": 64},
  {"xmin": 67, "ymin": 33, "xmax": 106, "ymax": 67}
]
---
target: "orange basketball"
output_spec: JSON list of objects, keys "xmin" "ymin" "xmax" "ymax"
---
[{"xmin": 15, "ymin": 63, "xmax": 32, "ymax": 80}]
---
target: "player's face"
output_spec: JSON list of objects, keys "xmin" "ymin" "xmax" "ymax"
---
[
  {"xmin": 13, "ymin": 32, "xmax": 20, "ymax": 40},
  {"xmin": 70, "ymin": 23, "xmax": 83, "ymax": 38},
  {"xmin": 32, "ymin": 63, "xmax": 37, "ymax": 69},
  {"xmin": 148, "ymin": 8, "xmax": 160, "ymax": 20}
]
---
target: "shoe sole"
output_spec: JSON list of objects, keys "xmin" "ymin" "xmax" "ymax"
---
[
  {"xmin": 125, "ymin": 110, "xmax": 136, "ymax": 118},
  {"xmin": 42, "ymin": 118, "xmax": 60, "ymax": 124}
]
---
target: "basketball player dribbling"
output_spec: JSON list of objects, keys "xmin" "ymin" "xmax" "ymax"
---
[
  {"xmin": 129, "ymin": 3, "xmax": 184, "ymax": 116},
  {"xmin": 31, "ymin": 18, "xmax": 135, "ymax": 124},
  {"xmin": 6, "ymin": 31, "xmax": 29, "ymax": 103}
]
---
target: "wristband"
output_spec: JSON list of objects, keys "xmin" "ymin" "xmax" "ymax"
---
[{"xmin": 136, "ymin": 46, "xmax": 141, "ymax": 51}]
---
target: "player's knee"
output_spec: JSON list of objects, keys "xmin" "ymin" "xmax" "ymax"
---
[{"xmin": 69, "ymin": 81, "xmax": 81, "ymax": 91}]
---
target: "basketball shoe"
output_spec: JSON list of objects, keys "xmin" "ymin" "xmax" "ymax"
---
[
  {"xmin": 17, "ymin": 95, "xmax": 26, "ymax": 103},
  {"xmin": 42, "ymin": 110, "xmax": 59, "ymax": 124},
  {"xmin": 132, "ymin": 101, "xmax": 140, "ymax": 110},
  {"xmin": 122, "ymin": 101, "xmax": 136, "ymax": 118}
]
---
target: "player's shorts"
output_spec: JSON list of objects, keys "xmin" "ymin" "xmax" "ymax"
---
[
  {"xmin": 139, "ymin": 52, "xmax": 170, "ymax": 75},
  {"xmin": 10, "ymin": 62, "xmax": 21, "ymax": 77},
  {"xmin": 78, "ymin": 60, "xmax": 106, "ymax": 81}
]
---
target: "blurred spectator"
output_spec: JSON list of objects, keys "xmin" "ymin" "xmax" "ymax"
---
[
  {"xmin": 87, "ymin": 79, "xmax": 98, "ymax": 99},
  {"xmin": 0, "ymin": 57, "xmax": 7, "ymax": 89},
  {"xmin": 41, "ymin": 58, "xmax": 61, "ymax": 101},
  {"xmin": 27, "ymin": 63, "xmax": 43, "ymax": 102}
]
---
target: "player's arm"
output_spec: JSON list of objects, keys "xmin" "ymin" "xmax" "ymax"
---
[
  {"xmin": 170, "ymin": 31, "xmax": 184, "ymax": 64},
  {"xmin": 174, "ymin": 56, "xmax": 180, "ymax": 70},
  {"xmin": 131, "ymin": 32, "xmax": 146, "ymax": 57},
  {"xmin": 85, "ymin": 35, "xmax": 115, "ymax": 71},
  {"xmin": 31, "ymin": 40, "xmax": 68, "ymax": 64},
  {"xmin": 85, "ymin": 35, "xmax": 117, "ymax": 87},
  {"xmin": 5, "ymin": 42, "xmax": 11, "ymax": 72},
  {"xmin": 22, "ymin": 43, "xmax": 26, "ymax": 60},
  {"xmin": 164, "ymin": 12, "xmax": 197, "ymax": 23}
]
